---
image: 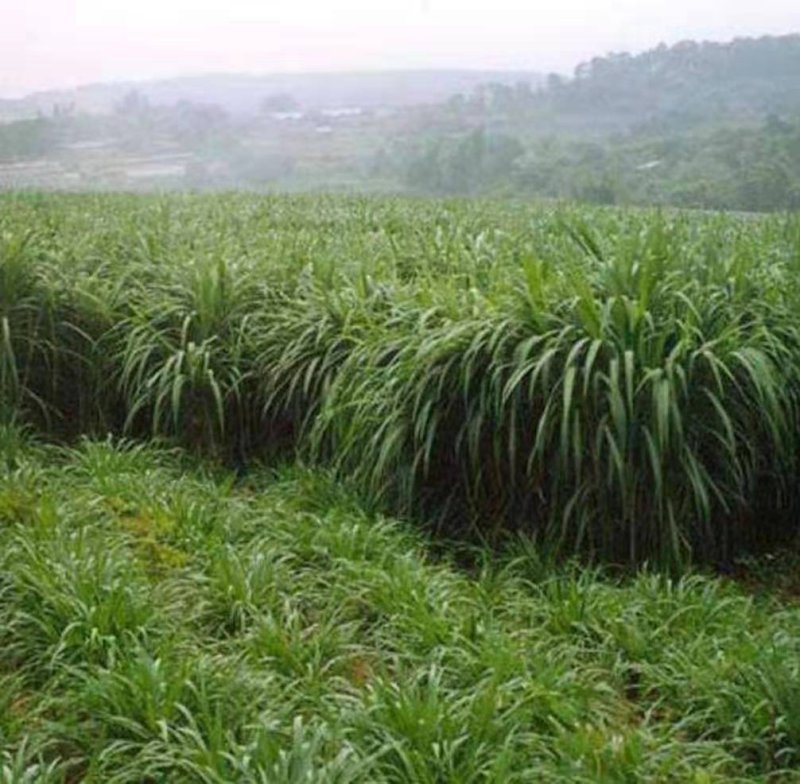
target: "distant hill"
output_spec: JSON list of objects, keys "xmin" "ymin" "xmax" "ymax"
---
[
  {"xmin": 383, "ymin": 34, "xmax": 800, "ymax": 210},
  {"xmin": 1, "ymin": 70, "xmax": 545, "ymax": 120},
  {"xmin": 542, "ymin": 33, "xmax": 800, "ymax": 132}
]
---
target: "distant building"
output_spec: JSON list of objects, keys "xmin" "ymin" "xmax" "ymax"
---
[
  {"xmin": 269, "ymin": 111, "xmax": 305, "ymax": 121},
  {"xmin": 636, "ymin": 159, "xmax": 663, "ymax": 171},
  {"xmin": 321, "ymin": 107, "xmax": 363, "ymax": 118}
]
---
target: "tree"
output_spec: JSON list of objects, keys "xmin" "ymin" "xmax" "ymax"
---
[
  {"xmin": 115, "ymin": 90, "xmax": 150, "ymax": 116},
  {"xmin": 260, "ymin": 93, "xmax": 299, "ymax": 114}
]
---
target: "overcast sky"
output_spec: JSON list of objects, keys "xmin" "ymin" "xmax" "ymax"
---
[{"xmin": 1, "ymin": 0, "xmax": 798, "ymax": 97}]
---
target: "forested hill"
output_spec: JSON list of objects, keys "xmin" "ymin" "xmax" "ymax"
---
[
  {"xmin": 386, "ymin": 34, "xmax": 800, "ymax": 210},
  {"xmin": 543, "ymin": 34, "xmax": 800, "ymax": 131}
]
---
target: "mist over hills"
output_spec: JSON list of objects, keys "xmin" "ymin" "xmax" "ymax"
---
[
  {"xmin": 2, "ymin": 33, "xmax": 800, "ymax": 211},
  {"xmin": 0, "ymin": 70, "xmax": 545, "ymax": 120}
]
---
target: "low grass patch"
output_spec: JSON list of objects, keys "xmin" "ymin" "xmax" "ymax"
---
[{"xmin": 2, "ymin": 428, "xmax": 800, "ymax": 781}]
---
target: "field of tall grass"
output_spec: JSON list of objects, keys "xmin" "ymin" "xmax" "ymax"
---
[
  {"xmin": 4, "ymin": 192, "xmax": 800, "ymax": 780},
  {"xmin": 4, "ymin": 192, "xmax": 800, "ymax": 567}
]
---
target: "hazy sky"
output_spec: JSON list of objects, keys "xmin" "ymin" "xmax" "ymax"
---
[{"xmin": 1, "ymin": 0, "xmax": 798, "ymax": 97}]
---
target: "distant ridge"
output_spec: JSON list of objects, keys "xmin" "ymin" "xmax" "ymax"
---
[{"xmin": 0, "ymin": 70, "xmax": 545, "ymax": 119}]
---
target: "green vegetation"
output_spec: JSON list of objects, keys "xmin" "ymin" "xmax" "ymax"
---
[
  {"xmin": 393, "ymin": 111, "xmax": 800, "ymax": 211},
  {"xmin": 4, "ymin": 190, "xmax": 800, "ymax": 780},
  {"xmin": 386, "ymin": 35, "xmax": 800, "ymax": 209},
  {"xmin": 3, "ymin": 192, "xmax": 800, "ymax": 569},
  {"xmin": 2, "ymin": 432, "xmax": 800, "ymax": 781},
  {"xmin": 5, "ymin": 36, "xmax": 800, "ymax": 780},
  {"xmin": 0, "ymin": 118, "xmax": 57, "ymax": 160}
]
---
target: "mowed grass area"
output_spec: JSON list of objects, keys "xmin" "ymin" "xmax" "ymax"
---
[
  {"xmin": 2, "ymin": 430, "xmax": 800, "ymax": 782},
  {"xmin": 4, "ymin": 192, "xmax": 800, "ymax": 566}
]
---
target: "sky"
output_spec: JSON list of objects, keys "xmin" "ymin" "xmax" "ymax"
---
[{"xmin": 1, "ymin": 0, "xmax": 798, "ymax": 97}]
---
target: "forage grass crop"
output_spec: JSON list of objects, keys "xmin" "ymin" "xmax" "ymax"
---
[
  {"xmin": 312, "ymin": 213, "xmax": 800, "ymax": 567},
  {"xmin": 3, "ymin": 192, "xmax": 800, "ymax": 566},
  {"xmin": 112, "ymin": 256, "xmax": 261, "ymax": 454},
  {"xmin": 3, "ymin": 433, "xmax": 800, "ymax": 780}
]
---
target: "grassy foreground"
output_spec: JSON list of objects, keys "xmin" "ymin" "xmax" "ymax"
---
[{"xmin": 2, "ymin": 429, "xmax": 800, "ymax": 782}]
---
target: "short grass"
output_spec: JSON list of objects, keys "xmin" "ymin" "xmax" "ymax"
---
[{"xmin": 3, "ymin": 427, "xmax": 800, "ymax": 782}]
